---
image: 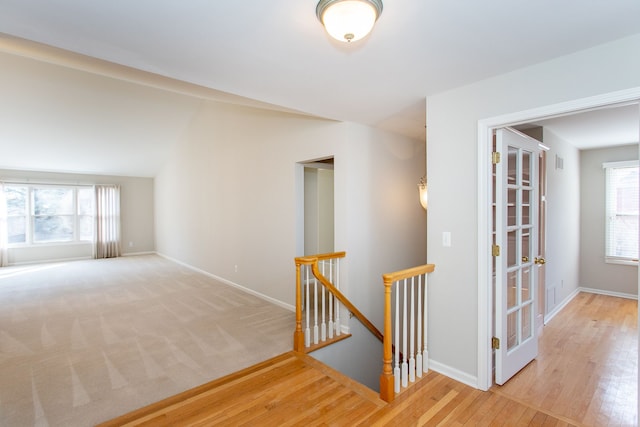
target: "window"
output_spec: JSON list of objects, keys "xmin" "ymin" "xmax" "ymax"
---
[
  {"xmin": 604, "ymin": 161, "xmax": 639, "ymax": 264},
  {"xmin": 5, "ymin": 186, "xmax": 27, "ymax": 244},
  {"xmin": 3, "ymin": 184, "xmax": 94, "ymax": 246}
]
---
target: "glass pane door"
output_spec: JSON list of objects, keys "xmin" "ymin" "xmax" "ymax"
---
[{"xmin": 495, "ymin": 128, "xmax": 539, "ymax": 385}]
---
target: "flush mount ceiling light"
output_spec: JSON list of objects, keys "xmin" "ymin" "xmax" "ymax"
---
[{"xmin": 316, "ymin": 0, "xmax": 383, "ymax": 43}]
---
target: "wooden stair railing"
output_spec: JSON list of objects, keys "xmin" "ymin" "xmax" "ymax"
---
[
  {"xmin": 294, "ymin": 253, "xmax": 434, "ymax": 403},
  {"xmin": 380, "ymin": 263, "xmax": 436, "ymax": 403},
  {"xmin": 294, "ymin": 252, "xmax": 383, "ymax": 353}
]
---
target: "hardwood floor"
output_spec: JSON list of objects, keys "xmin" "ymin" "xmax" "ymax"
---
[
  {"xmin": 100, "ymin": 292, "xmax": 635, "ymax": 426},
  {"xmin": 360, "ymin": 370, "xmax": 578, "ymax": 426},
  {"xmin": 98, "ymin": 352, "xmax": 386, "ymax": 427},
  {"xmin": 100, "ymin": 351, "xmax": 576, "ymax": 427},
  {"xmin": 493, "ymin": 292, "xmax": 638, "ymax": 427}
]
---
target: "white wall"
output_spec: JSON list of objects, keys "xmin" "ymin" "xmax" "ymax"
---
[
  {"xmin": 154, "ymin": 100, "xmax": 426, "ymax": 319},
  {"xmin": 0, "ymin": 169, "xmax": 155, "ymax": 264},
  {"xmin": 426, "ymin": 34, "xmax": 640, "ymax": 384},
  {"xmin": 580, "ymin": 144, "xmax": 639, "ymax": 296},
  {"xmin": 542, "ymin": 130, "xmax": 581, "ymax": 316}
]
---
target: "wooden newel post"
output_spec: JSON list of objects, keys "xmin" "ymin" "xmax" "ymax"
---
[
  {"xmin": 379, "ymin": 276, "xmax": 395, "ymax": 402},
  {"xmin": 293, "ymin": 261, "xmax": 305, "ymax": 352}
]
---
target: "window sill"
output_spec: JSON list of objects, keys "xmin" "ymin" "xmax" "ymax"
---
[
  {"xmin": 8, "ymin": 241, "xmax": 93, "ymax": 249},
  {"xmin": 605, "ymin": 258, "xmax": 639, "ymax": 267}
]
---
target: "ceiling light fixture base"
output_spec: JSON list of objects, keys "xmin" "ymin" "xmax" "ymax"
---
[{"xmin": 316, "ymin": 0, "xmax": 383, "ymax": 43}]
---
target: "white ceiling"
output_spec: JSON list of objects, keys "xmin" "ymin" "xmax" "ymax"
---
[
  {"xmin": 0, "ymin": 1, "xmax": 639, "ymax": 175},
  {"xmin": 527, "ymin": 104, "xmax": 640, "ymax": 150}
]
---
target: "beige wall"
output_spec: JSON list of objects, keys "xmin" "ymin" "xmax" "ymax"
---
[
  {"xmin": 0, "ymin": 51, "xmax": 202, "ymax": 178},
  {"xmin": 1, "ymin": 169, "xmax": 154, "ymax": 264},
  {"xmin": 303, "ymin": 167, "xmax": 335, "ymax": 255},
  {"xmin": 580, "ymin": 144, "xmax": 638, "ymax": 296},
  {"xmin": 542, "ymin": 129, "xmax": 581, "ymax": 317},
  {"xmin": 154, "ymin": 100, "xmax": 426, "ymax": 313}
]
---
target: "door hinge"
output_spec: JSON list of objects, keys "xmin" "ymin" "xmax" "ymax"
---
[
  {"xmin": 492, "ymin": 152, "xmax": 501, "ymax": 164},
  {"xmin": 492, "ymin": 337, "xmax": 500, "ymax": 350},
  {"xmin": 492, "ymin": 244, "xmax": 500, "ymax": 257}
]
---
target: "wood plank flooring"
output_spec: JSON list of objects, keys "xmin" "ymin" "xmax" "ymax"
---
[
  {"xmin": 493, "ymin": 292, "xmax": 638, "ymax": 427},
  {"xmin": 101, "ymin": 292, "xmax": 635, "ymax": 426},
  {"xmin": 360, "ymin": 369, "xmax": 578, "ymax": 426},
  {"xmin": 99, "ymin": 352, "xmax": 576, "ymax": 426},
  {"xmin": 98, "ymin": 352, "xmax": 385, "ymax": 427}
]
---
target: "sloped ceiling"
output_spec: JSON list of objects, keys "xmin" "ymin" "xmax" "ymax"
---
[{"xmin": 0, "ymin": 1, "xmax": 639, "ymax": 176}]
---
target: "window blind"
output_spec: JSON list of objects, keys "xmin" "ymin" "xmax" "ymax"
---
[{"xmin": 603, "ymin": 160, "xmax": 639, "ymax": 263}]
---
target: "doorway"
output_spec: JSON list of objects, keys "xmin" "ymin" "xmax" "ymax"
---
[
  {"xmin": 477, "ymin": 88, "xmax": 640, "ymax": 391},
  {"xmin": 300, "ymin": 157, "xmax": 334, "ymax": 256}
]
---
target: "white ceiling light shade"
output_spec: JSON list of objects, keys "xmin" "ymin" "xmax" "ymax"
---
[{"xmin": 316, "ymin": 0, "xmax": 383, "ymax": 43}]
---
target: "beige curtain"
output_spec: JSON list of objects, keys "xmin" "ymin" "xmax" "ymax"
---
[
  {"xmin": 0, "ymin": 182, "xmax": 7, "ymax": 267},
  {"xmin": 95, "ymin": 185, "xmax": 121, "ymax": 259}
]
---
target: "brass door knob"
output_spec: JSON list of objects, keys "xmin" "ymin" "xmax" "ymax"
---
[
  {"xmin": 522, "ymin": 256, "xmax": 529, "ymax": 263},
  {"xmin": 534, "ymin": 257, "xmax": 546, "ymax": 265}
]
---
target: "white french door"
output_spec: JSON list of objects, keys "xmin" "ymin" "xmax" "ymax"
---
[{"xmin": 494, "ymin": 128, "xmax": 541, "ymax": 385}]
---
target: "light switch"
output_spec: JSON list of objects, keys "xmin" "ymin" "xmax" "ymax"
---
[{"xmin": 443, "ymin": 232, "xmax": 451, "ymax": 247}]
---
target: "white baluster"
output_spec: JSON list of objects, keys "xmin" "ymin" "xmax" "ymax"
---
[
  {"xmin": 304, "ymin": 265, "xmax": 310, "ymax": 348},
  {"xmin": 401, "ymin": 278, "xmax": 408, "ymax": 388},
  {"xmin": 335, "ymin": 259, "xmax": 341, "ymax": 336},
  {"xmin": 328, "ymin": 260, "xmax": 334, "ymax": 338},
  {"xmin": 423, "ymin": 273, "xmax": 429, "ymax": 373},
  {"xmin": 416, "ymin": 274, "xmax": 423, "ymax": 378},
  {"xmin": 313, "ymin": 277, "xmax": 319, "ymax": 344},
  {"xmin": 320, "ymin": 261, "xmax": 327, "ymax": 342},
  {"xmin": 394, "ymin": 281, "xmax": 400, "ymax": 394},
  {"xmin": 409, "ymin": 276, "xmax": 416, "ymax": 383},
  {"xmin": 328, "ymin": 292, "xmax": 334, "ymax": 339}
]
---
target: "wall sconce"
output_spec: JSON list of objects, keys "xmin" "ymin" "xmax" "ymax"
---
[
  {"xmin": 316, "ymin": 0, "xmax": 383, "ymax": 43},
  {"xmin": 418, "ymin": 176, "xmax": 428, "ymax": 210}
]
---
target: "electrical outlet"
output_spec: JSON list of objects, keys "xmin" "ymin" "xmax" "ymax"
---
[{"xmin": 234, "ymin": 265, "xmax": 238, "ymax": 272}]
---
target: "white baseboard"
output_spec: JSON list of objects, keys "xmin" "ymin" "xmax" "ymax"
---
[
  {"xmin": 544, "ymin": 287, "xmax": 638, "ymax": 325},
  {"xmin": 428, "ymin": 359, "xmax": 478, "ymax": 389},
  {"xmin": 156, "ymin": 252, "xmax": 295, "ymax": 312},
  {"xmin": 7, "ymin": 251, "xmax": 154, "ymax": 266},
  {"xmin": 579, "ymin": 286, "xmax": 638, "ymax": 300},
  {"xmin": 121, "ymin": 251, "xmax": 156, "ymax": 257},
  {"xmin": 8, "ymin": 255, "xmax": 93, "ymax": 267}
]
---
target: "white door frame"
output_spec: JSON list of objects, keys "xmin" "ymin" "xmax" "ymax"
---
[{"xmin": 476, "ymin": 87, "xmax": 640, "ymax": 391}]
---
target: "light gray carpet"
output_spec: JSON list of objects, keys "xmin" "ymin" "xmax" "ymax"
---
[{"xmin": 0, "ymin": 255, "xmax": 294, "ymax": 426}]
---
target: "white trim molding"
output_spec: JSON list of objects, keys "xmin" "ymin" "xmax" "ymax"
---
[
  {"xmin": 157, "ymin": 252, "xmax": 296, "ymax": 312},
  {"xmin": 429, "ymin": 359, "xmax": 478, "ymax": 389},
  {"xmin": 477, "ymin": 87, "xmax": 640, "ymax": 391},
  {"xmin": 579, "ymin": 286, "xmax": 638, "ymax": 301}
]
